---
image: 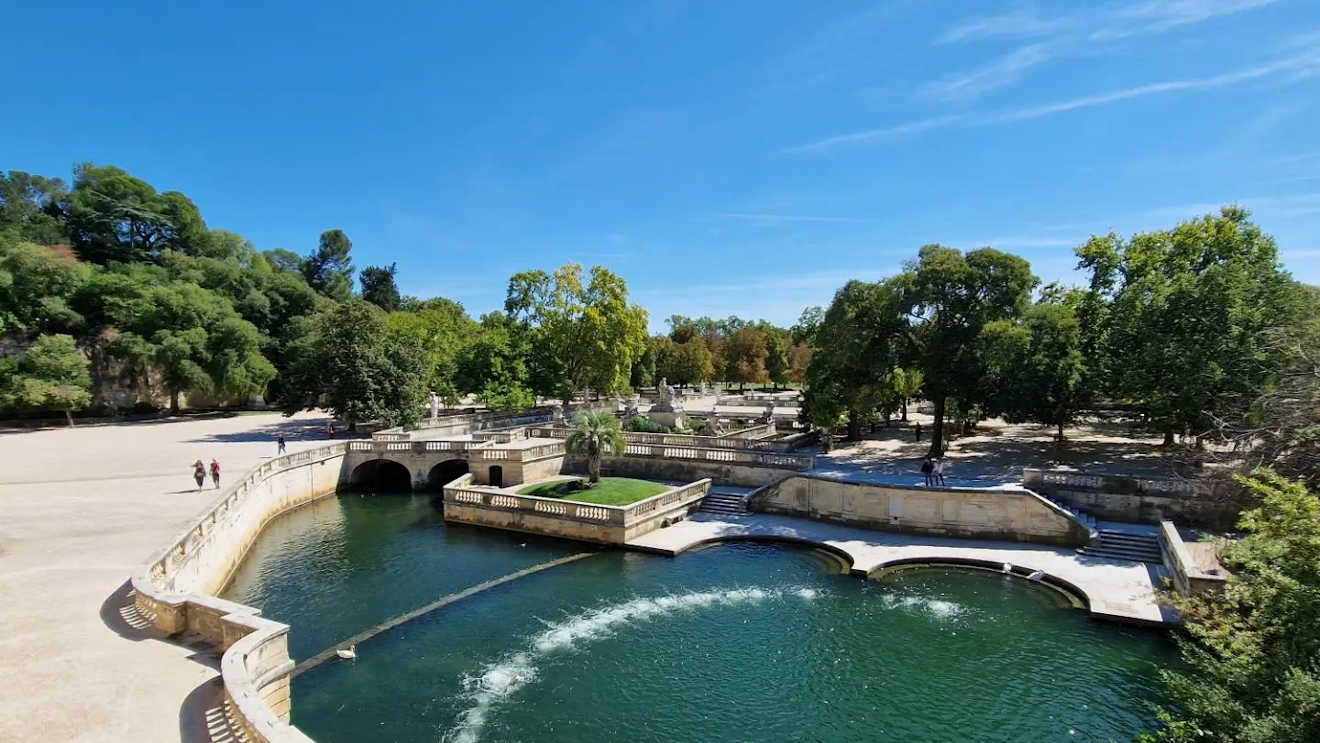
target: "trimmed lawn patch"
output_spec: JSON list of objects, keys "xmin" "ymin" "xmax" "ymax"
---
[{"xmin": 517, "ymin": 477, "xmax": 668, "ymax": 506}]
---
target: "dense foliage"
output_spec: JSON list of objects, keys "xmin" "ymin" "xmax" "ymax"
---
[
  {"xmin": 802, "ymin": 208, "xmax": 1312, "ymax": 457},
  {"xmin": 1144, "ymin": 471, "xmax": 1320, "ymax": 743},
  {"xmin": 0, "ymin": 165, "xmax": 648, "ymax": 426}
]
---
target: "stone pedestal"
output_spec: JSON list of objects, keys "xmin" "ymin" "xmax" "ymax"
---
[{"xmin": 648, "ymin": 410, "xmax": 685, "ymax": 430}]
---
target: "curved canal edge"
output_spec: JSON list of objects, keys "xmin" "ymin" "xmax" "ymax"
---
[{"xmin": 293, "ymin": 552, "xmax": 600, "ymax": 677}]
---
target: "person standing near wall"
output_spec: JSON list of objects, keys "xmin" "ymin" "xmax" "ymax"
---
[
  {"xmin": 933, "ymin": 457, "xmax": 946, "ymax": 486},
  {"xmin": 921, "ymin": 457, "xmax": 934, "ymax": 487}
]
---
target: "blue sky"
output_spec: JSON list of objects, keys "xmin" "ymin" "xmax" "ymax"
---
[{"xmin": 3, "ymin": 0, "xmax": 1318, "ymax": 330}]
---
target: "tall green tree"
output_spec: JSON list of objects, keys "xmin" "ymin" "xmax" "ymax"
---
[
  {"xmin": 724, "ymin": 326, "xmax": 768, "ymax": 390},
  {"xmin": 453, "ymin": 313, "xmax": 534, "ymax": 412},
  {"xmin": 504, "ymin": 264, "xmax": 648, "ymax": 404},
  {"xmin": 890, "ymin": 367, "xmax": 923, "ymax": 422},
  {"xmin": 64, "ymin": 164, "xmax": 208, "ymax": 264},
  {"xmin": 982, "ymin": 301, "xmax": 1086, "ymax": 441},
  {"xmin": 1081, "ymin": 208, "xmax": 1305, "ymax": 446},
  {"xmin": 1144, "ymin": 470, "xmax": 1320, "ymax": 743},
  {"xmin": 902, "ymin": 245, "xmax": 1037, "ymax": 455},
  {"xmin": 806, "ymin": 279, "xmax": 905, "ymax": 440},
  {"xmin": 301, "ymin": 229, "xmax": 354, "ymax": 301},
  {"xmin": 388, "ymin": 297, "xmax": 478, "ymax": 404},
  {"xmin": 0, "ymin": 334, "xmax": 92, "ymax": 425},
  {"xmin": 281, "ymin": 300, "xmax": 428, "ymax": 429},
  {"xmin": 360, "ymin": 262, "xmax": 401, "ymax": 311},
  {"xmin": 0, "ymin": 237, "xmax": 89, "ymax": 337},
  {"xmin": 0, "ymin": 170, "xmax": 69, "ymax": 245}
]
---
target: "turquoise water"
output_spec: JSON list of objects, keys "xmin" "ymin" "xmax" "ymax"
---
[{"xmin": 224, "ymin": 494, "xmax": 1175, "ymax": 743}]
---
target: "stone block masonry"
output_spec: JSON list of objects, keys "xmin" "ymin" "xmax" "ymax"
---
[{"xmin": 751, "ymin": 475, "xmax": 1093, "ymax": 547}]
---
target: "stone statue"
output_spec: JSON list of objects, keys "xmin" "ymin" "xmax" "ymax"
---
[
  {"xmin": 623, "ymin": 395, "xmax": 640, "ymax": 420},
  {"xmin": 653, "ymin": 377, "xmax": 683, "ymax": 413},
  {"xmin": 429, "ymin": 391, "xmax": 440, "ymax": 422},
  {"xmin": 761, "ymin": 404, "xmax": 776, "ymax": 425}
]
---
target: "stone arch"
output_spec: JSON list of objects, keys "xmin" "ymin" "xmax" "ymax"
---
[
  {"xmin": 427, "ymin": 459, "xmax": 470, "ymax": 491},
  {"xmin": 348, "ymin": 458, "xmax": 413, "ymax": 492}
]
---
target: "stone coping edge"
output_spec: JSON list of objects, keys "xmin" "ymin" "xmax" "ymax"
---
[{"xmin": 130, "ymin": 444, "xmax": 348, "ymax": 743}]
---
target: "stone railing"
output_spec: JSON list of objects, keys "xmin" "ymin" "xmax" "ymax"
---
[
  {"xmin": 373, "ymin": 409, "xmax": 554, "ymax": 441},
  {"xmin": 527, "ymin": 425, "xmax": 801, "ymax": 455},
  {"xmin": 1023, "ymin": 469, "xmax": 1212, "ymax": 497},
  {"xmin": 619, "ymin": 442, "xmax": 813, "ymax": 470},
  {"xmin": 443, "ymin": 474, "xmax": 710, "ymax": 542},
  {"xmin": 131, "ymin": 444, "xmax": 346, "ymax": 743},
  {"xmin": 348, "ymin": 439, "xmax": 494, "ymax": 456}
]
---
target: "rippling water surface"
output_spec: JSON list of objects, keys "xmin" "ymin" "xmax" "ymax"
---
[{"xmin": 224, "ymin": 493, "xmax": 1175, "ymax": 743}]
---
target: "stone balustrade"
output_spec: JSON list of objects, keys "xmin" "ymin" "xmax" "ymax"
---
[
  {"xmin": 1022, "ymin": 468, "xmax": 1232, "ymax": 526},
  {"xmin": 527, "ymin": 424, "xmax": 803, "ymax": 457},
  {"xmin": 442, "ymin": 474, "xmax": 711, "ymax": 542},
  {"xmin": 131, "ymin": 443, "xmax": 346, "ymax": 743}
]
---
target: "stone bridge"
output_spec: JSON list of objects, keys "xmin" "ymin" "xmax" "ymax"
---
[
  {"xmin": 342, "ymin": 438, "xmax": 566, "ymax": 490},
  {"xmin": 342, "ymin": 427, "xmax": 816, "ymax": 492}
]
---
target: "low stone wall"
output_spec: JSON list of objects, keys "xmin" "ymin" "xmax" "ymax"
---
[
  {"xmin": 443, "ymin": 474, "xmax": 710, "ymax": 543},
  {"xmin": 1158, "ymin": 520, "xmax": 1229, "ymax": 595},
  {"xmin": 750, "ymin": 476, "xmax": 1093, "ymax": 546},
  {"xmin": 131, "ymin": 445, "xmax": 346, "ymax": 743},
  {"xmin": 1023, "ymin": 469, "xmax": 1238, "ymax": 527}
]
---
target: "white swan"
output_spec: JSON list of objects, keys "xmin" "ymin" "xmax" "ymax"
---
[
  {"xmin": 336, "ymin": 644, "xmax": 357, "ymax": 660},
  {"xmin": 1001, "ymin": 562, "xmax": 1013, "ymax": 574}
]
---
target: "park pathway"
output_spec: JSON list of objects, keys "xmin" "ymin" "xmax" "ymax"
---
[{"xmin": 0, "ymin": 411, "xmax": 333, "ymax": 743}]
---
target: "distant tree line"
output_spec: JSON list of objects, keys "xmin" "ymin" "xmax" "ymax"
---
[{"xmin": 627, "ymin": 315, "xmax": 811, "ymax": 392}]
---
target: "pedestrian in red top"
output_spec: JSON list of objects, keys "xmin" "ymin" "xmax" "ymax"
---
[{"xmin": 210, "ymin": 458, "xmax": 221, "ymax": 489}]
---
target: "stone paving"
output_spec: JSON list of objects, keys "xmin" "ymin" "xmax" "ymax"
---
[
  {"xmin": 0, "ymin": 411, "xmax": 334, "ymax": 743},
  {"xmin": 627, "ymin": 512, "xmax": 1177, "ymax": 626}
]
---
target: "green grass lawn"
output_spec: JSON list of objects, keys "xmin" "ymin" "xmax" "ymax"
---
[{"xmin": 517, "ymin": 477, "xmax": 668, "ymax": 506}]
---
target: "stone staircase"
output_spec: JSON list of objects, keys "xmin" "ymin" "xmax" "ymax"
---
[
  {"xmin": 1030, "ymin": 489, "xmax": 1098, "ymax": 531},
  {"xmin": 1078, "ymin": 529, "xmax": 1163, "ymax": 563},
  {"xmin": 699, "ymin": 489, "xmax": 750, "ymax": 515}
]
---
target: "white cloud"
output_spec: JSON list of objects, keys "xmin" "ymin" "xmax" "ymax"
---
[
  {"xmin": 940, "ymin": 0, "xmax": 1281, "ymax": 45},
  {"xmin": 939, "ymin": 12, "xmax": 1073, "ymax": 44},
  {"xmin": 922, "ymin": 43, "xmax": 1054, "ymax": 101},
  {"xmin": 717, "ymin": 212, "xmax": 878, "ymax": 224},
  {"xmin": 1093, "ymin": 0, "xmax": 1282, "ymax": 40},
  {"xmin": 789, "ymin": 49, "xmax": 1320, "ymax": 152},
  {"xmin": 783, "ymin": 115, "xmax": 963, "ymax": 153}
]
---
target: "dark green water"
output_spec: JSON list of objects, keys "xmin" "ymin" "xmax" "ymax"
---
[{"xmin": 224, "ymin": 494, "xmax": 1176, "ymax": 743}]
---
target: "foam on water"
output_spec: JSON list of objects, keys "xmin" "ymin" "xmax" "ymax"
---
[
  {"xmin": 880, "ymin": 594, "xmax": 969, "ymax": 619},
  {"xmin": 443, "ymin": 586, "xmax": 818, "ymax": 743}
]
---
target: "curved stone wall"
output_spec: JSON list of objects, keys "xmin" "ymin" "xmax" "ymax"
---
[{"xmin": 131, "ymin": 444, "xmax": 347, "ymax": 743}]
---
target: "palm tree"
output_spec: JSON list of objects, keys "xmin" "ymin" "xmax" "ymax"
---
[{"xmin": 565, "ymin": 411, "xmax": 628, "ymax": 483}]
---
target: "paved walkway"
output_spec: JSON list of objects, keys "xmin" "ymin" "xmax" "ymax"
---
[
  {"xmin": 0, "ymin": 411, "xmax": 334, "ymax": 743},
  {"xmin": 628, "ymin": 513, "xmax": 1177, "ymax": 626}
]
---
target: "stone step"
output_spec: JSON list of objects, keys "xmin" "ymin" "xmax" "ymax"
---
[
  {"xmin": 1078, "ymin": 529, "xmax": 1162, "ymax": 563},
  {"xmin": 699, "ymin": 492, "xmax": 749, "ymax": 515},
  {"xmin": 1078, "ymin": 545, "xmax": 1163, "ymax": 563}
]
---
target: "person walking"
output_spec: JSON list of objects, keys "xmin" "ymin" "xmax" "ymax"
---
[
  {"xmin": 210, "ymin": 458, "xmax": 221, "ymax": 489},
  {"xmin": 914, "ymin": 422, "xmax": 923, "ymax": 442},
  {"xmin": 326, "ymin": 422, "xmax": 335, "ymax": 439},
  {"xmin": 192, "ymin": 460, "xmax": 206, "ymax": 490},
  {"xmin": 277, "ymin": 435, "xmax": 287, "ymax": 454},
  {"xmin": 933, "ymin": 457, "xmax": 946, "ymax": 486},
  {"xmin": 920, "ymin": 457, "xmax": 934, "ymax": 487}
]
